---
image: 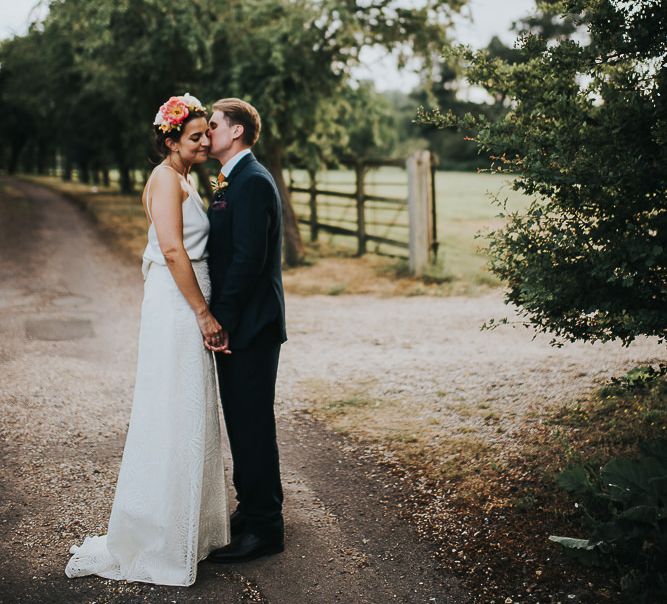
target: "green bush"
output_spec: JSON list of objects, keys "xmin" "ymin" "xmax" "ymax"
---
[
  {"xmin": 608, "ymin": 364, "xmax": 667, "ymax": 392},
  {"xmin": 550, "ymin": 439, "xmax": 667, "ymax": 601},
  {"xmin": 420, "ymin": 0, "xmax": 667, "ymax": 345}
]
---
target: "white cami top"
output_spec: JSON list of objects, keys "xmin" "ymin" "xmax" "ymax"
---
[{"xmin": 142, "ymin": 164, "xmax": 209, "ymax": 274}]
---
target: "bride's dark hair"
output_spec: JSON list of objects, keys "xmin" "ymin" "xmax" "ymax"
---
[{"xmin": 154, "ymin": 108, "xmax": 208, "ymax": 157}]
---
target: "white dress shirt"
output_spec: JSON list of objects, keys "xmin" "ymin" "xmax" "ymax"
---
[{"xmin": 220, "ymin": 148, "xmax": 252, "ymax": 178}]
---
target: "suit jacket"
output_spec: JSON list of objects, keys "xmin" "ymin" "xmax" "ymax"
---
[{"xmin": 207, "ymin": 152, "xmax": 287, "ymax": 350}]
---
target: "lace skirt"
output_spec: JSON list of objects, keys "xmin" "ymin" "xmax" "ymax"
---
[{"xmin": 65, "ymin": 260, "xmax": 229, "ymax": 586}]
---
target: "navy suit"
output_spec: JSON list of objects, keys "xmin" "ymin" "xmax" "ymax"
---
[{"xmin": 207, "ymin": 152, "xmax": 286, "ymax": 538}]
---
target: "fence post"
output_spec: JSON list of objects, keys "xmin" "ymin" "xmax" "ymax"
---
[
  {"xmin": 355, "ymin": 160, "xmax": 367, "ymax": 256},
  {"xmin": 307, "ymin": 167, "xmax": 318, "ymax": 242},
  {"xmin": 429, "ymin": 152, "xmax": 439, "ymax": 261},
  {"xmin": 407, "ymin": 150, "xmax": 434, "ymax": 276}
]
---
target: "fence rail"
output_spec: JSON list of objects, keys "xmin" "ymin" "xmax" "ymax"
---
[{"xmin": 288, "ymin": 153, "xmax": 438, "ymax": 268}]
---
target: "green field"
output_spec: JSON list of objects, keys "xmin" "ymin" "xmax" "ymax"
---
[
  {"xmin": 21, "ymin": 167, "xmax": 535, "ymax": 291},
  {"xmin": 288, "ymin": 167, "xmax": 535, "ymax": 286}
]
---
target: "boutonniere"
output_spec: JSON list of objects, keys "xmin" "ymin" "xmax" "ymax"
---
[{"xmin": 210, "ymin": 173, "xmax": 229, "ymax": 210}]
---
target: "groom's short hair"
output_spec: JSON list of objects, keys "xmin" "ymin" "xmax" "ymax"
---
[{"xmin": 212, "ymin": 98, "xmax": 261, "ymax": 147}]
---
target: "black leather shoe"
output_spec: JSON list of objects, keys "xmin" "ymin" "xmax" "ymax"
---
[
  {"xmin": 230, "ymin": 509, "xmax": 246, "ymax": 537},
  {"xmin": 207, "ymin": 532, "xmax": 284, "ymax": 563}
]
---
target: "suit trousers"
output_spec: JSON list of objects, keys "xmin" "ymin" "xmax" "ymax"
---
[{"xmin": 215, "ymin": 321, "xmax": 284, "ymax": 538}]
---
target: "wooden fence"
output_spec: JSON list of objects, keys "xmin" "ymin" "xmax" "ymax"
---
[{"xmin": 288, "ymin": 152, "xmax": 438, "ymax": 274}]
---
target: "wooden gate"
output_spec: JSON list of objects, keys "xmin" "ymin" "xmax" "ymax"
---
[{"xmin": 288, "ymin": 151, "xmax": 438, "ymax": 275}]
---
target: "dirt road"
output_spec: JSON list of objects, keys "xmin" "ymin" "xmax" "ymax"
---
[
  {"xmin": 3, "ymin": 177, "xmax": 664, "ymax": 604},
  {"xmin": 0, "ymin": 179, "xmax": 470, "ymax": 604}
]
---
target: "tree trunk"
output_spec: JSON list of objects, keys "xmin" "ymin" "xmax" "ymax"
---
[
  {"xmin": 36, "ymin": 143, "xmax": 48, "ymax": 174},
  {"xmin": 8, "ymin": 142, "xmax": 24, "ymax": 175},
  {"xmin": 63, "ymin": 157, "xmax": 72, "ymax": 181},
  {"xmin": 263, "ymin": 145, "xmax": 304, "ymax": 266},
  {"xmin": 22, "ymin": 147, "xmax": 35, "ymax": 174},
  {"xmin": 102, "ymin": 166, "xmax": 110, "ymax": 187},
  {"xmin": 48, "ymin": 151, "xmax": 57, "ymax": 176},
  {"xmin": 119, "ymin": 165, "xmax": 133, "ymax": 194},
  {"xmin": 79, "ymin": 160, "xmax": 90, "ymax": 184}
]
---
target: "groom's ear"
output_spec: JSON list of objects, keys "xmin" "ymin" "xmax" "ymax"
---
[{"xmin": 232, "ymin": 124, "xmax": 245, "ymax": 141}]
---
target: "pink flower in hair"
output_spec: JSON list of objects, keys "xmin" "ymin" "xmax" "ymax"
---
[
  {"xmin": 153, "ymin": 93, "xmax": 204, "ymax": 133},
  {"xmin": 159, "ymin": 97, "xmax": 189, "ymax": 126}
]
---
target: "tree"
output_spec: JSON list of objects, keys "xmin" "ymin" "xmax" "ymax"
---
[
  {"xmin": 42, "ymin": 0, "xmax": 212, "ymax": 192},
  {"xmin": 420, "ymin": 0, "xmax": 667, "ymax": 345},
  {"xmin": 0, "ymin": 29, "xmax": 54, "ymax": 174},
  {"xmin": 201, "ymin": 0, "xmax": 466, "ymax": 265},
  {"xmin": 511, "ymin": 0, "xmax": 578, "ymax": 41},
  {"xmin": 410, "ymin": 56, "xmax": 503, "ymax": 170},
  {"xmin": 1, "ymin": 0, "xmax": 466, "ymax": 263},
  {"xmin": 305, "ymin": 81, "xmax": 399, "ymax": 163}
]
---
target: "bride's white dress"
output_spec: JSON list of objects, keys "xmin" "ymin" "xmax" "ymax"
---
[{"xmin": 65, "ymin": 165, "xmax": 229, "ymax": 586}]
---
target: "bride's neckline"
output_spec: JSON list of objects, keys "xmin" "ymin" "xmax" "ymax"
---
[
  {"xmin": 157, "ymin": 162, "xmax": 195, "ymax": 186},
  {"xmin": 145, "ymin": 165, "xmax": 206, "ymax": 225},
  {"xmin": 160, "ymin": 161, "xmax": 189, "ymax": 177},
  {"xmin": 155, "ymin": 163, "xmax": 202, "ymax": 199}
]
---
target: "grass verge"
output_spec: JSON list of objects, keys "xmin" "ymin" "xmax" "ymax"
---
[
  {"xmin": 306, "ymin": 366, "xmax": 667, "ymax": 603},
  {"xmin": 19, "ymin": 174, "xmax": 503, "ymax": 297}
]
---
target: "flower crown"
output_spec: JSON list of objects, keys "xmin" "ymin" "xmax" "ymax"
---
[{"xmin": 153, "ymin": 93, "xmax": 205, "ymax": 134}]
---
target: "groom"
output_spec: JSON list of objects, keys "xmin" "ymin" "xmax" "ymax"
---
[{"xmin": 205, "ymin": 98, "xmax": 287, "ymax": 563}]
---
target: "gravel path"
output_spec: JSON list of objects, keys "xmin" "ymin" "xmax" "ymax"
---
[
  {"xmin": 0, "ymin": 179, "xmax": 468, "ymax": 604},
  {"xmin": 279, "ymin": 294, "xmax": 663, "ymax": 449},
  {"xmin": 1, "ymin": 178, "xmax": 663, "ymax": 604}
]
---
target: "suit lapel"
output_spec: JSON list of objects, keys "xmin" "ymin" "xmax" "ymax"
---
[
  {"xmin": 208, "ymin": 153, "xmax": 255, "ymax": 219},
  {"xmin": 227, "ymin": 152, "xmax": 256, "ymax": 183}
]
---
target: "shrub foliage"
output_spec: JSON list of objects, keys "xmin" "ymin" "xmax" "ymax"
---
[
  {"xmin": 421, "ymin": 0, "xmax": 667, "ymax": 345},
  {"xmin": 551, "ymin": 437, "xmax": 667, "ymax": 601}
]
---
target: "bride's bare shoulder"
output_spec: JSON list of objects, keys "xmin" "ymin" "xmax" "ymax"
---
[
  {"xmin": 150, "ymin": 164, "xmax": 181, "ymax": 185},
  {"xmin": 143, "ymin": 165, "xmax": 179, "ymax": 196}
]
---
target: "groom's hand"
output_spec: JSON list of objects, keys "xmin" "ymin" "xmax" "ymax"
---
[{"xmin": 205, "ymin": 328, "xmax": 231, "ymax": 354}]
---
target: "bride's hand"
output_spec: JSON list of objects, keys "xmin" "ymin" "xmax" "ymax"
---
[
  {"xmin": 204, "ymin": 330, "xmax": 229, "ymax": 353},
  {"xmin": 196, "ymin": 311, "xmax": 231, "ymax": 354}
]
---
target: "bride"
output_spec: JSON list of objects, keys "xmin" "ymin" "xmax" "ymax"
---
[{"xmin": 65, "ymin": 93, "xmax": 230, "ymax": 586}]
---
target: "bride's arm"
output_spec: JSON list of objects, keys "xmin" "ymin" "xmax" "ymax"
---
[{"xmin": 149, "ymin": 171, "xmax": 226, "ymax": 350}]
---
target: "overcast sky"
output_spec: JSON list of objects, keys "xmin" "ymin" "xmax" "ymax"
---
[{"xmin": 0, "ymin": 0, "xmax": 535, "ymax": 92}]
